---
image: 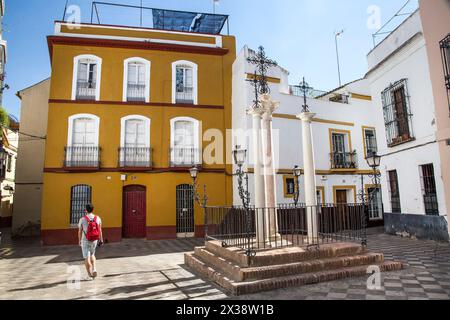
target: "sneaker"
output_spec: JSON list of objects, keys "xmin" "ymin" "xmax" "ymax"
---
[{"xmin": 92, "ymin": 270, "xmax": 98, "ymax": 279}]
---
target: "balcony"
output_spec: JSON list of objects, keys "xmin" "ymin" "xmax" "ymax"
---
[
  {"xmin": 119, "ymin": 147, "xmax": 152, "ymax": 168},
  {"xmin": 76, "ymin": 81, "xmax": 96, "ymax": 100},
  {"xmin": 330, "ymin": 152, "xmax": 358, "ymax": 170},
  {"xmin": 126, "ymin": 84, "xmax": 146, "ymax": 102},
  {"xmin": 175, "ymin": 87, "xmax": 194, "ymax": 104},
  {"xmin": 170, "ymin": 147, "xmax": 201, "ymax": 167},
  {"xmin": 64, "ymin": 146, "xmax": 100, "ymax": 168}
]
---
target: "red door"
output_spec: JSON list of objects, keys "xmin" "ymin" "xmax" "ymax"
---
[{"xmin": 123, "ymin": 185, "xmax": 146, "ymax": 238}]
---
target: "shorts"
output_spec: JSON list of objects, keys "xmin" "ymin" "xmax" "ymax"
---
[{"xmin": 81, "ymin": 240, "xmax": 98, "ymax": 259}]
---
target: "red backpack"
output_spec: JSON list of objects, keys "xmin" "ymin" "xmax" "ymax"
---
[{"xmin": 84, "ymin": 215, "xmax": 100, "ymax": 242}]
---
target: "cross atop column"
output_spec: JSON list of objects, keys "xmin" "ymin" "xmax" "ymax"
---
[
  {"xmin": 298, "ymin": 77, "xmax": 313, "ymax": 113},
  {"xmin": 247, "ymin": 46, "xmax": 278, "ymax": 98}
]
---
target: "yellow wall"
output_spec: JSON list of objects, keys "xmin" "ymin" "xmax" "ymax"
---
[{"xmin": 42, "ymin": 30, "xmax": 235, "ymax": 233}]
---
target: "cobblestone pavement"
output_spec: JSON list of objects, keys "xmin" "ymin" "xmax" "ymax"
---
[{"xmin": 1, "ymin": 228, "xmax": 450, "ymax": 300}]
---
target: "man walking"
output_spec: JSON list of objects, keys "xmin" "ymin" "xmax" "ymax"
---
[{"xmin": 78, "ymin": 204, "xmax": 103, "ymax": 279}]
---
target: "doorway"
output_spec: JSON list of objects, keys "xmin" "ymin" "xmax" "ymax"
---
[
  {"xmin": 176, "ymin": 184, "xmax": 195, "ymax": 238},
  {"xmin": 123, "ymin": 185, "xmax": 147, "ymax": 239}
]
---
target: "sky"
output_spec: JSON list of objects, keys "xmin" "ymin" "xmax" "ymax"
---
[{"xmin": 2, "ymin": 0, "xmax": 419, "ymax": 119}]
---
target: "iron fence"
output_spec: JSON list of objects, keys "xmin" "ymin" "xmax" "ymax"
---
[
  {"xmin": 64, "ymin": 146, "xmax": 100, "ymax": 168},
  {"xmin": 204, "ymin": 203, "xmax": 367, "ymax": 255},
  {"xmin": 176, "ymin": 86, "xmax": 194, "ymax": 104},
  {"xmin": 169, "ymin": 147, "xmax": 201, "ymax": 167}
]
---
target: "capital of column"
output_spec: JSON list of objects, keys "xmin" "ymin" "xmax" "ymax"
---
[
  {"xmin": 248, "ymin": 107, "xmax": 265, "ymax": 118},
  {"xmin": 260, "ymin": 94, "xmax": 280, "ymax": 119},
  {"xmin": 296, "ymin": 112, "xmax": 316, "ymax": 122}
]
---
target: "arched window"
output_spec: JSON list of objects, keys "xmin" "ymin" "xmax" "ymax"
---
[
  {"xmin": 72, "ymin": 54, "xmax": 102, "ymax": 101},
  {"xmin": 172, "ymin": 60, "xmax": 198, "ymax": 105},
  {"xmin": 70, "ymin": 185, "xmax": 92, "ymax": 225},
  {"xmin": 170, "ymin": 117, "xmax": 200, "ymax": 167},
  {"xmin": 123, "ymin": 57, "xmax": 151, "ymax": 103},
  {"xmin": 120, "ymin": 115, "xmax": 151, "ymax": 167},
  {"xmin": 66, "ymin": 114, "xmax": 100, "ymax": 167}
]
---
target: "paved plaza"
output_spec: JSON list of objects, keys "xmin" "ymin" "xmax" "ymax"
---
[{"xmin": 1, "ymin": 228, "xmax": 450, "ymax": 300}]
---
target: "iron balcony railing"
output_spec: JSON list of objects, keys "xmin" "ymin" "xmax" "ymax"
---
[
  {"xmin": 76, "ymin": 81, "xmax": 97, "ymax": 100},
  {"xmin": 127, "ymin": 83, "xmax": 146, "ymax": 102},
  {"xmin": 64, "ymin": 146, "xmax": 100, "ymax": 168},
  {"xmin": 119, "ymin": 147, "xmax": 152, "ymax": 168},
  {"xmin": 330, "ymin": 151, "xmax": 358, "ymax": 169},
  {"xmin": 170, "ymin": 147, "xmax": 201, "ymax": 167},
  {"xmin": 204, "ymin": 203, "xmax": 367, "ymax": 255},
  {"xmin": 175, "ymin": 86, "xmax": 194, "ymax": 104}
]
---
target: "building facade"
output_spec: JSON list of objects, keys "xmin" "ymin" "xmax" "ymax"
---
[
  {"xmin": 13, "ymin": 79, "xmax": 50, "ymax": 236},
  {"xmin": 232, "ymin": 47, "xmax": 383, "ymax": 224},
  {"xmin": 366, "ymin": 3, "xmax": 450, "ymax": 240},
  {"xmin": 0, "ymin": 127, "xmax": 18, "ymax": 228},
  {"xmin": 41, "ymin": 13, "xmax": 235, "ymax": 245}
]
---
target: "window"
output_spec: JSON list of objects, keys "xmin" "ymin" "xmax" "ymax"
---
[
  {"xmin": 123, "ymin": 58, "xmax": 150, "ymax": 103},
  {"xmin": 440, "ymin": 34, "xmax": 450, "ymax": 111},
  {"xmin": 70, "ymin": 185, "xmax": 92, "ymax": 225},
  {"xmin": 382, "ymin": 79, "xmax": 413, "ymax": 147},
  {"xmin": 387, "ymin": 170, "xmax": 401, "ymax": 213},
  {"xmin": 72, "ymin": 55, "xmax": 102, "ymax": 101},
  {"xmin": 170, "ymin": 117, "xmax": 200, "ymax": 167},
  {"xmin": 172, "ymin": 60, "xmax": 198, "ymax": 105},
  {"xmin": 363, "ymin": 127, "xmax": 378, "ymax": 158},
  {"xmin": 120, "ymin": 116, "xmax": 151, "ymax": 168},
  {"xmin": 66, "ymin": 114, "xmax": 100, "ymax": 167},
  {"xmin": 330, "ymin": 129, "xmax": 357, "ymax": 169},
  {"xmin": 420, "ymin": 164, "xmax": 439, "ymax": 216},
  {"xmin": 283, "ymin": 176, "xmax": 295, "ymax": 198},
  {"xmin": 367, "ymin": 186, "xmax": 383, "ymax": 220}
]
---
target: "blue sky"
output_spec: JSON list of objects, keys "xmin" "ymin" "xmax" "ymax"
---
[{"xmin": 2, "ymin": 0, "xmax": 418, "ymax": 119}]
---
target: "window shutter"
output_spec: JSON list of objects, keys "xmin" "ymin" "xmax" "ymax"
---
[
  {"xmin": 128, "ymin": 64, "xmax": 137, "ymax": 84},
  {"xmin": 77, "ymin": 63, "xmax": 88, "ymax": 82}
]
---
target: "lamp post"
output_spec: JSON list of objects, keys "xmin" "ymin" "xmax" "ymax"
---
[
  {"xmin": 335, "ymin": 30, "xmax": 344, "ymax": 87},
  {"xmin": 293, "ymin": 166, "xmax": 302, "ymax": 207},
  {"xmin": 189, "ymin": 166, "xmax": 208, "ymax": 208},
  {"xmin": 233, "ymin": 146, "xmax": 251, "ymax": 209}
]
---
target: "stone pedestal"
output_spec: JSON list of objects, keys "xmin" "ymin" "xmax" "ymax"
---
[
  {"xmin": 248, "ymin": 108, "xmax": 266, "ymax": 247},
  {"xmin": 297, "ymin": 112, "xmax": 318, "ymax": 243}
]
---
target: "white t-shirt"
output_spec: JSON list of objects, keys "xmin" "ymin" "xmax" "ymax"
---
[{"xmin": 78, "ymin": 214, "xmax": 102, "ymax": 242}]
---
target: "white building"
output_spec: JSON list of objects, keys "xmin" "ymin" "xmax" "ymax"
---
[
  {"xmin": 366, "ymin": 6, "xmax": 449, "ymax": 240},
  {"xmin": 0, "ymin": 126, "xmax": 18, "ymax": 228},
  {"xmin": 232, "ymin": 46, "xmax": 384, "ymax": 225}
]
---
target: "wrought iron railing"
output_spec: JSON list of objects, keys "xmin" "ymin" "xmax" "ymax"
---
[
  {"xmin": 204, "ymin": 203, "xmax": 367, "ymax": 255},
  {"xmin": 390, "ymin": 196, "xmax": 402, "ymax": 213},
  {"xmin": 76, "ymin": 81, "xmax": 97, "ymax": 100},
  {"xmin": 119, "ymin": 147, "xmax": 152, "ymax": 168},
  {"xmin": 64, "ymin": 146, "xmax": 100, "ymax": 168},
  {"xmin": 170, "ymin": 147, "xmax": 201, "ymax": 167},
  {"xmin": 127, "ymin": 83, "xmax": 146, "ymax": 102},
  {"xmin": 330, "ymin": 151, "xmax": 358, "ymax": 169},
  {"xmin": 176, "ymin": 86, "xmax": 194, "ymax": 104}
]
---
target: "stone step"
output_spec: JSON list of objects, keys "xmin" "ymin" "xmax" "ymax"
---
[
  {"xmin": 185, "ymin": 253, "xmax": 403, "ymax": 296},
  {"xmin": 240, "ymin": 253, "xmax": 385, "ymax": 281},
  {"xmin": 194, "ymin": 246, "xmax": 384, "ymax": 282},
  {"xmin": 205, "ymin": 241, "xmax": 367, "ymax": 267},
  {"xmin": 194, "ymin": 247, "xmax": 242, "ymax": 282}
]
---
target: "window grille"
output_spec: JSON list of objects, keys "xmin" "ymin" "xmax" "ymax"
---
[{"xmin": 70, "ymin": 185, "xmax": 92, "ymax": 225}]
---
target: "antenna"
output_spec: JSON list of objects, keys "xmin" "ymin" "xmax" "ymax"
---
[{"xmin": 62, "ymin": 0, "xmax": 69, "ymax": 21}]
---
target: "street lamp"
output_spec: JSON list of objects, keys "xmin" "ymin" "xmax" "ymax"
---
[
  {"xmin": 189, "ymin": 166, "xmax": 208, "ymax": 208},
  {"xmin": 293, "ymin": 166, "xmax": 301, "ymax": 207},
  {"xmin": 233, "ymin": 146, "xmax": 251, "ymax": 209},
  {"xmin": 366, "ymin": 152, "xmax": 382, "ymax": 170}
]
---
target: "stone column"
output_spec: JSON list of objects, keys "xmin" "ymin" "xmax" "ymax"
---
[
  {"xmin": 297, "ymin": 112, "xmax": 318, "ymax": 243},
  {"xmin": 248, "ymin": 108, "xmax": 266, "ymax": 247},
  {"xmin": 261, "ymin": 94, "xmax": 280, "ymax": 242}
]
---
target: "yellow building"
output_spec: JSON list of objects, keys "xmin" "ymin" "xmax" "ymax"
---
[{"xmin": 41, "ymin": 9, "xmax": 235, "ymax": 245}]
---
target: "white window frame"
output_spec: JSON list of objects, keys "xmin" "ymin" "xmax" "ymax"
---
[
  {"xmin": 72, "ymin": 54, "xmax": 102, "ymax": 101},
  {"xmin": 170, "ymin": 117, "xmax": 201, "ymax": 164},
  {"xmin": 67, "ymin": 114, "xmax": 100, "ymax": 147},
  {"xmin": 122, "ymin": 57, "xmax": 151, "ymax": 103},
  {"xmin": 120, "ymin": 115, "xmax": 151, "ymax": 149},
  {"xmin": 172, "ymin": 60, "xmax": 198, "ymax": 105}
]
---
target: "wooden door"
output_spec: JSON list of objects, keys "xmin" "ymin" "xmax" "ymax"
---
[
  {"xmin": 336, "ymin": 190, "xmax": 348, "ymax": 204},
  {"xmin": 336, "ymin": 190, "xmax": 349, "ymax": 230},
  {"xmin": 123, "ymin": 185, "xmax": 146, "ymax": 238}
]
